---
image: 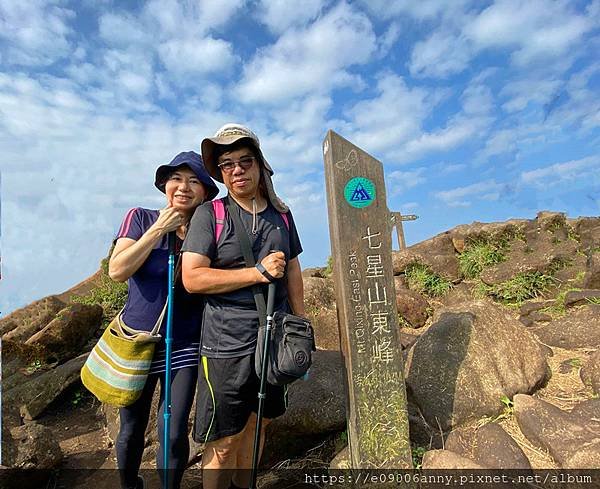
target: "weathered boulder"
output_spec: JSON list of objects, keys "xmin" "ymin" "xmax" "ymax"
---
[
  {"xmin": 445, "ymin": 423, "xmax": 531, "ymax": 469},
  {"xmin": 405, "ymin": 301, "xmax": 548, "ymax": 432},
  {"xmin": 421, "ymin": 449, "xmax": 485, "ymax": 469},
  {"xmin": 304, "ymin": 277, "xmax": 339, "ymax": 350},
  {"xmin": 564, "ymin": 289, "xmax": 600, "ymax": 307},
  {"xmin": 309, "ymin": 308, "xmax": 339, "ymax": 351},
  {"xmin": 7, "ymin": 422, "xmax": 63, "ymax": 469},
  {"xmin": 394, "ymin": 277, "xmax": 429, "ymax": 328},
  {"xmin": 520, "ymin": 300, "xmax": 556, "ymax": 316},
  {"xmin": 25, "ymin": 303, "xmax": 103, "ymax": 364},
  {"xmin": 438, "ymin": 282, "xmax": 476, "ymax": 308},
  {"xmin": 584, "ymin": 251, "xmax": 600, "ymax": 289},
  {"xmin": 329, "ymin": 446, "xmax": 351, "ymax": 469},
  {"xmin": 572, "ymin": 217, "xmax": 600, "ymax": 252},
  {"xmin": 580, "ymin": 349, "xmax": 600, "ymax": 395},
  {"xmin": 514, "ymin": 395, "xmax": 600, "ymax": 468},
  {"xmin": 0, "ymin": 295, "xmax": 66, "ymax": 339},
  {"xmin": 264, "ymin": 350, "xmax": 346, "ymax": 465},
  {"xmin": 531, "ymin": 304, "xmax": 600, "ymax": 349},
  {"xmin": 2, "ymin": 339, "xmax": 48, "ymax": 393},
  {"xmin": 392, "ymin": 233, "xmax": 460, "ymax": 281},
  {"xmin": 480, "ymin": 240, "xmax": 576, "ymax": 286},
  {"xmin": 8, "ymin": 353, "xmax": 89, "ymax": 420},
  {"xmin": 301, "ymin": 267, "xmax": 327, "ymax": 279},
  {"xmin": 449, "ymin": 220, "xmax": 529, "ymax": 247}
]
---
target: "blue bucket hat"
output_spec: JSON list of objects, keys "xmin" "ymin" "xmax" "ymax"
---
[{"xmin": 154, "ymin": 151, "xmax": 219, "ymax": 201}]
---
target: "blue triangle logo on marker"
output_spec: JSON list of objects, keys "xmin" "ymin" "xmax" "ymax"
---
[{"xmin": 350, "ymin": 183, "xmax": 371, "ymax": 201}]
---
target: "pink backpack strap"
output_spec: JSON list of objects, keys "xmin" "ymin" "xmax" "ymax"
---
[
  {"xmin": 280, "ymin": 212, "xmax": 289, "ymax": 230},
  {"xmin": 212, "ymin": 198, "xmax": 226, "ymax": 243},
  {"xmin": 213, "ymin": 198, "xmax": 290, "ymax": 243}
]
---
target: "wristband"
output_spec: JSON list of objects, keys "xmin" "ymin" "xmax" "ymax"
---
[{"xmin": 256, "ymin": 263, "xmax": 276, "ymax": 282}]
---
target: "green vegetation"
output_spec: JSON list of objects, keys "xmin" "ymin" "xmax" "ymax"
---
[
  {"xmin": 480, "ymin": 271, "xmax": 558, "ymax": 305},
  {"xmin": 397, "ymin": 314, "xmax": 412, "ymax": 329},
  {"xmin": 356, "ymin": 371, "xmax": 412, "ymax": 466},
  {"xmin": 405, "ymin": 263, "xmax": 452, "ymax": 297},
  {"xmin": 458, "ymin": 239, "xmax": 507, "ymax": 279},
  {"xmin": 480, "ymin": 258, "xmax": 571, "ymax": 306},
  {"xmin": 539, "ymin": 287, "xmax": 581, "ymax": 317},
  {"xmin": 567, "ymin": 225, "xmax": 580, "ymax": 243},
  {"xmin": 324, "ymin": 255, "xmax": 334, "ymax": 278},
  {"xmin": 24, "ymin": 359, "xmax": 44, "ymax": 375},
  {"xmin": 478, "ymin": 395, "xmax": 514, "ymax": 427},
  {"xmin": 71, "ymin": 387, "xmax": 88, "ymax": 407},
  {"xmin": 568, "ymin": 358, "xmax": 582, "ymax": 368},
  {"xmin": 411, "ymin": 445, "xmax": 427, "ymax": 469},
  {"xmin": 586, "ymin": 296, "xmax": 600, "ymax": 305},
  {"xmin": 72, "ymin": 255, "xmax": 127, "ymax": 327}
]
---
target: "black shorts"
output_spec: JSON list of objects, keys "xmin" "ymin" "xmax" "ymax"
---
[{"xmin": 193, "ymin": 353, "xmax": 287, "ymax": 443}]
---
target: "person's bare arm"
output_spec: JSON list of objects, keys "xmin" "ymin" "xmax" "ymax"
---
[
  {"xmin": 108, "ymin": 207, "xmax": 183, "ymax": 282},
  {"xmin": 182, "ymin": 251, "xmax": 286, "ymax": 294},
  {"xmin": 286, "ymin": 257, "xmax": 305, "ymax": 317}
]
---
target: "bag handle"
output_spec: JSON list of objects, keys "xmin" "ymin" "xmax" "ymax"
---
[
  {"xmin": 114, "ymin": 254, "xmax": 182, "ymax": 340},
  {"xmin": 225, "ymin": 196, "xmax": 268, "ymax": 326}
]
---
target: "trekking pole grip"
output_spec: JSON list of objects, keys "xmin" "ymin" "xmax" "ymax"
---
[{"xmin": 266, "ymin": 282, "xmax": 276, "ymax": 316}]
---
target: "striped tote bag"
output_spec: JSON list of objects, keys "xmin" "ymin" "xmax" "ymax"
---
[{"xmin": 81, "ymin": 305, "xmax": 164, "ymax": 407}]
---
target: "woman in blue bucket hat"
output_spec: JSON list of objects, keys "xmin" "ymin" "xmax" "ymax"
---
[{"xmin": 108, "ymin": 151, "xmax": 218, "ymax": 489}]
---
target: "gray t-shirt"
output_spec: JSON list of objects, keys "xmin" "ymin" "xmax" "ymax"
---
[{"xmin": 182, "ymin": 197, "xmax": 303, "ymax": 358}]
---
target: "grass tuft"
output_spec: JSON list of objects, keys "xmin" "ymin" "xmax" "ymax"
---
[
  {"xmin": 459, "ymin": 239, "xmax": 507, "ymax": 278},
  {"xmin": 405, "ymin": 263, "xmax": 452, "ymax": 297},
  {"xmin": 480, "ymin": 271, "xmax": 558, "ymax": 305},
  {"xmin": 324, "ymin": 255, "xmax": 334, "ymax": 278},
  {"xmin": 72, "ymin": 255, "xmax": 127, "ymax": 327}
]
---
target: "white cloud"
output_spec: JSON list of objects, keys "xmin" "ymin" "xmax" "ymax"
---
[
  {"xmin": 387, "ymin": 168, "xmax": 427, "ymax": 196},
  {"xmin": 409, "ymin": 0, "xmax": 597, "ymax": 78},
  {"xmin": 410, "ymin": 30, "xmax": 472, "ymax": 78},
  {"xmin": 404, "ymin": 116, "xmax": 484, "ymax": 156},
  {"xmin": 197, "ymin": 0, "xmax": 247, "ymax": 29},
  {"xmin": 520, "ymin": 156, "xmax": 600, "ymax": 186},
  {"xmin": 437, "ymin": 162, "xmax": 467, "ymax": 174},
  {"xmin": 466, "ymin": 0, "xmax": 594, "ymax": 66},
  {"xmin": 500, "ymin": 78, "xmax": 563, "ymax": 113},
  {"xmin": 98, "ymin": 12, "xmax": 149, "ymax": 47},
  {"xmin": 0, "ymin": 0, "xmax": 75, "ymax": 66},
  {"xmin": 343, "ymin": 73, "xmax": 434, "ymax": 156},
  {"xmin": 0, "ymin": 71, "xmax": 236, "ymax": 312},
  {"xmin": 236, "ymin": 2, "xmax": 377, "ymax": 103},
  {"xmin": 158, "ymin": 37, "xmax": 239, "ymax": 77},
  {"xmin": 256, "ymin": 0, "xmax": 329, "ymax": 34},
  {"xmin": 435, "ymin": 180, "xmax": 504, "ymax": 207},
  {"xmin": 358, "ymin": 0, "xmax": 474, "ymax": 21}
]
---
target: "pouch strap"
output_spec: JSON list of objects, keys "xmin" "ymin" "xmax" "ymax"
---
[{"xmin": 225, "ymin": 196, "xmax": 268, "ymax": 326}]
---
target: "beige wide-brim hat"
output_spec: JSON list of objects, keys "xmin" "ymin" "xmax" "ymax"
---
[{"xmin": 201, "ymin": 123, "xmax": 289, "ymax": 213}]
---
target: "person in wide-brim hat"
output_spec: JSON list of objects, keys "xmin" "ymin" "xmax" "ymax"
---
[
  {"xmin": 182, "ymin": 124, "xmax": 305, "ymax": 489},
  {"xmin": 201, "ymin": 123, "xmax": 288, "ymax": 213}
]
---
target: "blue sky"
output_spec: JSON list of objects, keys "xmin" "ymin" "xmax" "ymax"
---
[{"xmin": 1, "ymin": 0, "xmax": 599, "ymax": 315}]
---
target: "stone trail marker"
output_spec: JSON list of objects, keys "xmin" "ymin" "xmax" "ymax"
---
[{"xmin": 323, "ymin": 130, "xmax": 412, "ymax": 469}]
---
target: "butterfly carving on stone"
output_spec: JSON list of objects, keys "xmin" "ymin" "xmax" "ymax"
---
[{"xmin": 336, "ymin": 149, "xmax": 359, "ymax": 171}]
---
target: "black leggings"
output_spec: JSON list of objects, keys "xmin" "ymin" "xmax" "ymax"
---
[{"xmin": 116, "ymin": 367, "xmax": 197, "ymax": 489}]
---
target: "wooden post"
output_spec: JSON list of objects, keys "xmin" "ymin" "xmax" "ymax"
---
[
  {"xmin": 323, "ymin": 130, "xmax": 412, "ymax": 469},
  {"xmin": 391, "ymin": 212, "xmax": 418, "ymax": 250}
]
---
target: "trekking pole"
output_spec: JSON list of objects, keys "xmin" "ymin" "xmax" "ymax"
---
[
  {"xmin": 250, "ymin": 281, "xmax": 276, "ymax": 489},
  {"xmin": 163, "ymin": 231, "xmax": 176, "ymax": 489}
]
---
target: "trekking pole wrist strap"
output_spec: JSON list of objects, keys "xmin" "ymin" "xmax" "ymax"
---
[{"xmin": 255, "ymin": 263, "xmax": 275, "ymax": 283}]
